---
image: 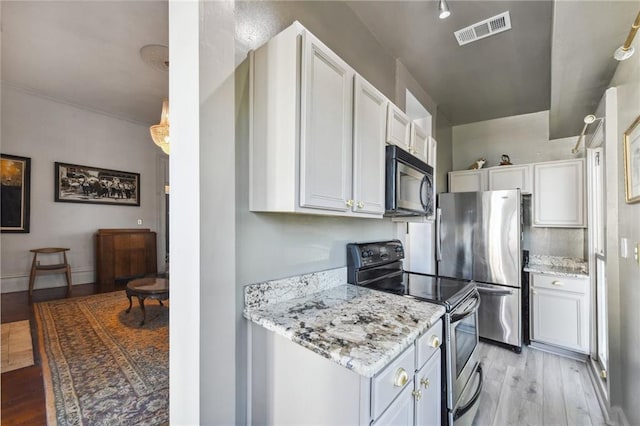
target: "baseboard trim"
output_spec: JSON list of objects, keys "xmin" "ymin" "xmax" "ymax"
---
[
  {"xmin": 585, "ymin": 359, "xmax": 616, "ymax": 425},
  {"xmin": 611, "ymin": 406, "xmax": 630, "ymax": 426},
  {"xmin": 0, "ymin": 268, "xmax": 95, "ymax": 293},
  {"xmin": 528, "ymin": 341, "xmax": 589, "ymax": 361}
]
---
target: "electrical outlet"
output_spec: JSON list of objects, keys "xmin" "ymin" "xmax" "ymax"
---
[{"xmin": 137, "ymin": 219, "xmax": 143, "ymax": 225}]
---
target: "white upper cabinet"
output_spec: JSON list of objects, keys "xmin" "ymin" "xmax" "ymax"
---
[
  {"xmin": 353, "ymin": 75, "xmax": 387, "ymax": 215},
  {"xmin": 299, "ymin": 30, "xmax": 354, "ymax": 211},
  {"xmin": 409, "ymin": 122, "xmax": 429, "ymax": 164},
  {"xmin": 448, "ymin": 169, "xmax": 488, "ymax": 193},
  {"xmin": 426, "ymin": 136, "xmax": 437, "ymax": 169},
  {"xmin": 386, "ymin": 103, "xmax": 411, "ymax": 151},
  {"xmin": 533, "ymin": 159, "xmax": 586, "ymax": 227},
  {"xmin": 249, "ymin": 22, "xmax": 384, "ymax": 218},
  {"xmin": 488, "ymin": 164, "xmax": 532, "ymax": 194}
]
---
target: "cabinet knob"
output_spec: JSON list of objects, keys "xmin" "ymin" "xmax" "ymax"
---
[
  {"xmin": 430, "ymin": 335, "xmax": 440, "ymax": 348},
  {"xmin": 412, "ymin": 389, "xmax": 422, "ymax": 401},
  {"xmin": 346, "ymin": 199, "xmax": 354, "ymax": 207},
  {"xmin": 532, "ymin": 290, "xmax": 537, "ymax": 295},
  {"xmin": 393, "ymin": 368, "xmax": 409, "ymax": 387},
  {"xmin": 357, "ymin": 201, "xmax": 364, "ymax": 209},
  {"xmin": 420, "ymin": 377, "xmax": 431, "ymax": 389},
  {"xmin": 552, "ymin": 280, "xmax": 564, "ymax": 286}
]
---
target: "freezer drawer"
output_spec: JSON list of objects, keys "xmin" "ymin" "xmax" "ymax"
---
[{"xmin": 476, "ymin": 283, "xmax": 521, "ymax": 348}]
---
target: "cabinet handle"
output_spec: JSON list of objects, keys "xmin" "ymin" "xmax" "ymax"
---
[
  {"xmin": 430, "ymin": 335, "xmax": 440, "ymax": 348},
  {"xmin": 420, "ymin": 377, "xmax": 431, "ymax": 389},
  {"xmin": 394, "ymin": 368, "xmax": 409, "ymax": 387},
  {"xmin": 357, "ymin": 201, "xmax": 364, "ymax": 209},
  {"xmin": 412, "ymin": 389, "xmax": 422, "ymax": 401},
  {"xmin": 346, "ymin": 199, "xmax": 354, "ymax": 207},
  {"xmin": 552, "ymin": 280, "xmax": 563, "ymax": 286}
]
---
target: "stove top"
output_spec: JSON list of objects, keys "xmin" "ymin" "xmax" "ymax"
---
[{"xmin": 364, "ymin": 272, "xmax": 475, "ymax": 311}]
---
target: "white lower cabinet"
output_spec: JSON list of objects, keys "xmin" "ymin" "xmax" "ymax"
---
[
  {"xmin": 249, "ymin": 319, "xmax": 443, "ymax": 425},
  {"xmin": 530, "ymin": 273, "xmax": 590, "ymax": 353}
]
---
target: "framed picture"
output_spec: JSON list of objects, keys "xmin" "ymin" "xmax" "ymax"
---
[
  {"xmin": 55, "ymin": 162, "xmax": 140, "ymax": 206},
  {"xmin": 623, "ymin": 114, "xmax": 640, "ymax": 204},
  {"xmin": 1, "ymin": 154, "xmax": 31, "ymax": 233}
]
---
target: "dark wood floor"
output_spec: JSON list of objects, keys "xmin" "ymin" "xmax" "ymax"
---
[{"xmin": 1, "ymin": 284, "xmax": 100, "ymax": 425}]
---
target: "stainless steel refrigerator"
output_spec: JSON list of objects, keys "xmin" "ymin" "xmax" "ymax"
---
[{"xmin": 436, "ymin": 189, "xmax": 522, "ymax": 350}]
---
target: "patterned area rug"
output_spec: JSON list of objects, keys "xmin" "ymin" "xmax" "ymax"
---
[{"xmin": 35, "ymin": 291, "xmax": 168, "ymax": 425}]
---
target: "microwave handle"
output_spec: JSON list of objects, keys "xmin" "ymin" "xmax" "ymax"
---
[
  {"xmin": 419, "ymin": 176, "xmax": 427, "ymax": 211},
  {"xmin": 436, "ymin": 208, "xmax": 442, "ymax": 261}
]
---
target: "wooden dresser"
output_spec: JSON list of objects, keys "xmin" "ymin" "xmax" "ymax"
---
[{"xmin": 95, "ymin": 228, "xmax": 157, "ymax": 292}]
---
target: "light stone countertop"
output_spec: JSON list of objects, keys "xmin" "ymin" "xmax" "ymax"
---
[
  {"xmin": 244, "ymin": 282, "xmax": 445, "ymax": 378},
  {"xmin": 524, "ymin": 254, "xmax": 588, "ymax": 278}
]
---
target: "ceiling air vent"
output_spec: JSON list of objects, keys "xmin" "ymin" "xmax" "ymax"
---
[{"xmin": 454, "ymin": 11, "xmax": 512, "ymax": 46}]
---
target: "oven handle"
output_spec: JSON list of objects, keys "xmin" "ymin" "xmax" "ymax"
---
[
  {"xmin": 453, "ymin": 364, "xmax": 483, "ymax": 421},
  {"xmin": 356, "ymin": 269, "xmax": 403, "ymax": 286},
  {"xmin": 450, "ymin": 293, "xmax": 481, "ymax": 323},
  {"xmin": 477, "ymin": 286, "xmax": 515, "ymax": 297},
  {"xmin": 435, "ymin": 208, "xmax": 442, "ymax": 261}
]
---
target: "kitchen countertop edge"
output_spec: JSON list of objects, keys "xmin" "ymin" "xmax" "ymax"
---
[
  {"xmin": 524, "ymin": 265, "xmax": 589, "ymax": 278},
  {"xmin": 244, "ymin": 284, "xmax": 446, "ymax": 378}
]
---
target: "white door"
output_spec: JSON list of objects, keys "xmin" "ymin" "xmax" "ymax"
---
[
  {"xmin": 373, "ymin": 384, "xmax": 415, "ymax": 426},
  {"xmin": 386, "ymin": 103, "xmax": 411, "ymax": 151},
  {"xmin": 533, "ymin": 159, "xmax": 586, "ymax": 227},
  {"xmin": 410, "ymin": 122, "xmax": 429, "ymax": 163},
  {"xmin": 299, "ymin": 30, "xmax": 354, "ymax": 211},
  {"xmin": 415, "ymin": 351, "xmax": 441, "ymax": 426},
  {"xmin": 352, "ymin": 75, "xmax": 386, "ymax": 215},
  {"xmin": 531, "ymin": 287, "xmax": 588, "ymax": 352}
]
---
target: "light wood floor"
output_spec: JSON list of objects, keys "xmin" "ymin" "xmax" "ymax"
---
[{"xmin": 472, "ymin": 342, "xmax": 605, "ymax": 426}]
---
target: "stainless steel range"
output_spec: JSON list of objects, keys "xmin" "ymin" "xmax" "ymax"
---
[{"xmin": 347, "ymin": 240, "xmax": 483, "ymax": 425}]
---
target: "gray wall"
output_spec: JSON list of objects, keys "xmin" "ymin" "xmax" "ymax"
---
[
  {"xmin": 435, "ymin": 108, "xmax": 453, "ymax": 194},
  {"xmin": 608, "ymin": 45, "xmax": 640, "ymax": 426},
  {"xmin": 0, "ymin": 84, "xmax": 166, "ymax": 293},
  {"xmin": 395, "ymin": 60, "xmax": 438, "ymax": 135},
  {"xmin": 451, "ymin": 110, "xmax": 587, "ymax": 259}
]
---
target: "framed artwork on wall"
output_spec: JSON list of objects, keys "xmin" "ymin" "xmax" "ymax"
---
[
  {"xmin": 55, "ymin": 162, "xmax": 140, "ymax": 206},
  {"xmin": 623, "ymin": 114, "xmax": 640, "ymax": 204},
  {"xmin": 1, "ymin": 154, "xmax": 31, "ymax": 233}
]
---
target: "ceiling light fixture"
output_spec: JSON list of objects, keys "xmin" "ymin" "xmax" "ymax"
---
[
  {"xmin": 438, "ymin": 0, "xmax": 451, "ymax": 19},
  {"xmin": 150, "ymin": 99, "xmax": 170, "ymax": 155},
  {"xmin": 572, "ymin": 114, "xmax": 603, "ymax": 154},
  {"xmin": 614, "ymin": 11, "xmax": 640, "ymax": 61}
]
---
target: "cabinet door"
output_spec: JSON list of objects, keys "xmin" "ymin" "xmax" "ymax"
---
[
  {"xmin": 531, "ymin": 287, "xmax": 589, "ymax": 353},
  {"xmin": 415, "ymin": 350, "xmax": 441, "ymax": 426},
  {"xmin": 300, "ymin": 30, "xmax": 354, "ymax": 211},
  {"xmin": 533, "ymin": 159, "xmax": 586, "ymax": 227},
  {"xmin": 353, "ymin": 75, "xmax": 386, "ymax": 216},
  {"xmin": 386, "ymin": 103, "xmax": 411, "ymax": 151},
  {"xmin": 448, "ymin": 170, "xmax": 488, "ymax": 193},
  {"xmin": 410, "ymin": 122, "xmax": 429, "ymax": 163},
  {"xmin": 488, "ymin": 165, "xmax": 532, "ymax": 194},
  {"xmin": 426, "ymin": 136, "xmax": 437, "ymax": 169},
  {"xmin": 373, "ymin": 383, "xmax": 415, "ymax": 426}
]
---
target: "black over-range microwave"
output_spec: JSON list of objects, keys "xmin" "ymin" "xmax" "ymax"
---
[{"xmin": 384, "ymin": 145, "xmax": 435, "ymax": 218}]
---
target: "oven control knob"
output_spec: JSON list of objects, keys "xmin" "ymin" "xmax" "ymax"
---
[
  {"xmin": 393, "ymin": 368, "xmax": 409, "ymax": 387},
  {"xmin": 430, "ymin": 336, "xmax": 440, "ymax": 348}
]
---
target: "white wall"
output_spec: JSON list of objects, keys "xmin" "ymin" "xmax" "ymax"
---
[
  {"xmin": 452, "ymin": 110, "xmax": 583, "ymax": 170},
  {"xmin": 608, "ymin": 43, "xmax": 640, "ymax": 426},
  {"xmin": 0, "ymin": 85, "xmax": 165, "ymax": 293}
]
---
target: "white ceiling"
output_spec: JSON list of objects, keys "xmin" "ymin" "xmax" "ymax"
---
[
  {"xmin": 1, "ymin": 1, "xmax": 168, "ymax": 126},
  {"xmin": 2, "ymin": 1, "xmax": 636, "ymax": 135}
]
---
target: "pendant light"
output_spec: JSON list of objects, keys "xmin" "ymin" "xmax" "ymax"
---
[
  {"xmin": 438, "ymin": 0, "xmax": 451, "ymax": 19},
  {"xmin": 150, "ymin": 99, "xmax": 170, "ymax": 155}
]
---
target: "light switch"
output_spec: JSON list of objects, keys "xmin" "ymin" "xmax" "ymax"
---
[
  {"xmin": 621, "ymin": 237, "xmax": 629, "ymax": 259},
  {"xmin": 137, "ymin": 219, "xmax": 143, "ymax": 225}
]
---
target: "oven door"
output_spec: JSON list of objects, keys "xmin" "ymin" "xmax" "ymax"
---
[
  {"xmin": 447, "ymin": 290, "xmax": 480, "ymax": 408},
  {"xmin": 396, "ymin": 162, "xmax": 433, "ymax": 216}
]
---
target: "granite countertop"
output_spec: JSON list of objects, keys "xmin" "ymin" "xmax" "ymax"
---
[
  {"xmin": 524, "ymin": 254, "xmax": 589, "ymax": 278},
  {"xmin": 244, "ymin": 281, "xmax": 445, "ymax": 378}
]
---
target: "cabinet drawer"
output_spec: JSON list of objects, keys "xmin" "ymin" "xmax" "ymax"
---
[
  {"xmin": 416, "ymin": 319, "xmax": 443, "ymax": 370},
  {"xmin": 531, "ymin": 273, "xmax": 588, "ymax": 294},
  {"xmin": 372, "ymin": 344, "xmax": 415, "ymax": 419}
]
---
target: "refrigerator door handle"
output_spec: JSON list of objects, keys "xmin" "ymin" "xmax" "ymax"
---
[{"xmin": 436, "ymin": 208, "xmax": 442, "ymax": 261}]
